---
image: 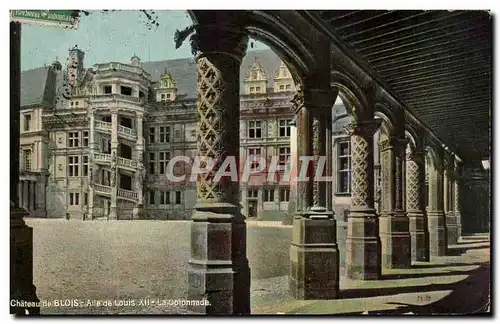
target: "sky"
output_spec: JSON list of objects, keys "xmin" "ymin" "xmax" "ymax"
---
[{"xmin": 20, "ymin": 10, "xmax": 269, "ymax": 71}]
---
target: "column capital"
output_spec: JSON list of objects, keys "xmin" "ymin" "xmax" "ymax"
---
[
  {"xmin": 380, "ymin": 136, "xmax": 408, "ymax": 153},
  {"xmin": 344, "ymin": 119, "xmax": 382, "ymax": 137},
  {"xmin": 406, "ymin": 149, "xmax": 426, "ymax": 162},
  {"xmin": 190, "ymin": 24, "xmax": 248, "ymax": 61},
  {"xmin": 291, "ymin": 87, "xmax": 337, "ymax": 114}
]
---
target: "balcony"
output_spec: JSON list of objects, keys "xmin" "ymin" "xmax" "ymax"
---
[
  {"xmin": 117, "ymin": 157, "xmax": 138, "ymax": 169},
  {"xmin": 94, "ymin": 153, "xmax": 112, "ymax": 164},
  {"xmin": 94, "ymin": 184, "xmax": 111, "ymax": 196},
  {"xmin": 95, "ymin": 120, "xmax": 112, "ymax": 132},
  {"xmin": 118, "ymin": 125, "xmax": 137, "ymax": 139},
  {"xmin": 118, "ymin": 188, "xmax": 138, "ymax": 202}
]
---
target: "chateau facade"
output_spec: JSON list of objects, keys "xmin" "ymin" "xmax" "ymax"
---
[{"xmin": 21, "ymin": 48, "xmax": 338, "ymax": 220}]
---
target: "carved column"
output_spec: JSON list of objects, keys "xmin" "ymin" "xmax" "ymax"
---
[
  {"xmin": 454, "ymin": 159, "xmax": 462, "ymax": 239},
  {"xmin": 87, "ymin": 109, "xmax": 95, "ymax": 220},
  {"xmin": 186, "ymin": 24, "xmax": 250, "ymax": 315},
  {"xmin": 427, "ymin": 149, "xmax": 447, "ymax": 256},
  {"xmin": 345, "ymin": 119, "xmax": 382, "ymax": 280},
  {"xmin": 379, "ymin": 137, "xmax": 411, "ymax": 269},
  {"xmin": 135, "ymin": 112, "xmax": 144, "ymax": 217},
  {"xmin": 406, "ymin": 149, "xmax": 430, "ymax": 262},
  {"xmin": 109, "ymin": 109, "xmax": 118, "ymax": 220},
  {"xmin": 290, "ymin": 88, "xmax": 339, "ymax": 300},
  {"xmin": 444, "ymin": 155, "xmax": 458, "ymax": 245},
  {"xmin": 29, "ymin": 181, "xmax": 36, "ymax": 212}
]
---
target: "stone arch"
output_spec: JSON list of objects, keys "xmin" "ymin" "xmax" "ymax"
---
[
  {"xmin": 425, "ymin": 144, "xmax": 441, "ymax": 172},
  {"xmin": 331, "ymin": 70, "xmax": 369, "ymax": 121},
  {"xmin": 374, "ymin": 109, "xmax": 395, "ymax": 139},
  {"xmin": 405, "ymin": 130, "xmax": 417, "ymax": 151}
]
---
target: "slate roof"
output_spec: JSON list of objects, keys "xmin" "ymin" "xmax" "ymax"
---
[
  {"xmin": 20, "ymin": 66, "xmax": 52, "ymax": 107},
  {"xmin": 20, "ymin": 49, "xmax": 288, "ymax": 108}
]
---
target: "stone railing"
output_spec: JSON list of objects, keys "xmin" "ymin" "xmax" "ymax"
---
[
  {"xmin": 118, "ymin": 157, "xmax": 138, "ymax": 169},
  {"xmin": 95, "ymin": 120, "xmax": 112, "ymax": 132},
  {"xmin": 88, "ymin": 94, "xmax": 147, "ymax": 105},
  {"xmin": 94, "ymin": 153, "xmax": 112, "ymax": 163},
  {"xmin": 118, "ymin": 189, "xmax": 138, "ymax": 201},
  {"xmin": 94, "ymin": 184, "xmax": 112, "ymax": 194},
  {"xmin": 94, "ymin": 62, "xmax": 151, "ymax": 80},
  {"xmin": 118, "ymin": 125, "xmax": 137, "ymax": 138}
]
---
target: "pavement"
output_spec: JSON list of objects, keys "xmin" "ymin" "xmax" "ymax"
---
[{"xmin": 24, "ymin": 219, "xmax": 490, "ymax": 315}]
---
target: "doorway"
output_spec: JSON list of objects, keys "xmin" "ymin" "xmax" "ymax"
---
[{"xmin": 248, "ymin": 200, "xmax": 257, "ymax": 218}]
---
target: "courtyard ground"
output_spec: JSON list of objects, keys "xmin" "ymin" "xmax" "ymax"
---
[{"xmin": 25, "ymin": 219, "xmax": 490, "ymax": 315}]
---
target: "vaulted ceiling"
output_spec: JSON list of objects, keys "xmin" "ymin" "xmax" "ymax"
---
[{"xmin": 317, "ymin": 10, "xmax": 492, "ymax": 163}]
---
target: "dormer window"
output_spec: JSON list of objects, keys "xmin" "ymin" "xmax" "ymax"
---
[
  {"xmin": 279, "ymin": 85, "xmax": 285, "ymax": 90},
  {"xmin": 250, "ymin": 87, "xmax": 255, "ymax": 93},
  {"xmin": 166, "ymin": 93, "xmax": 171, "ymax": 99},
  {"xmin": 286, "ymin": 84, "xmax": 291, "ymax": 90},
  {"xmin": 255, "ymin": 86, "xmax": 261, "ymax": 92},
  {"xmin": 161, "ymin": 94, "xmax": 166, "ymax": 99},
  {"xmin": 75, "ymin": 101, "xmax": 79, "ymax": 106},
  {"xmin": 70, "ymin": 102, "xmax": 74, "ymax": 107}
]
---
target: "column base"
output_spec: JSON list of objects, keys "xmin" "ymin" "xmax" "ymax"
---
[
  {"xmin": 10, "ymin": 204, "xmax": 40, "ymax": 315},
  {"xmin": 108, "ymin": 207, "xmax": 117, "ymax": 220},
  {"xmin": 187, "ymin": 207, "xmax": 250, "ymax": 315},
  {"xmin": 408, "ymin": 211, "xmax": 430, "ymax": 262},
  {"xmin": 345, "ymin": 209, "xmax": 381, "ymax": 280},
  {"xmin": 289, "ymin": 213, "xmax": 339, "ymax": 299},
  {"xmin": 379, "ymin": 211, "xmax": 411, "ymax": 269},
  {"xmin": 446, "ymin": 212, "xmax": 459, "ymax": 245},
  {"xmin": 427, "ymin": 211, "xmax": 447, "ymax": 256}
]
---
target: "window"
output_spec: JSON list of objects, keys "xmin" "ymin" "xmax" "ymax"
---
[
  {"xmin": 68, "ymin": 156, "xmax": 79, "ymax": 177},
  {"xmin": 149, "ymin": 153, "xmax": 155, "ymax": 174},
  {"xmin": 68, "ymin": 131, "xmax": 79, "ymax": 147},
  {"xmin": 248, "ymin": 148, "xmax": 262, "ymax": 170},
  {"xmin": 190, "ymin": 129, "xmax": 196, "ymax": 138},
  {"xmin": 84, "ymin": 193, "xmax": 88, "ymax": 205},
  {"xmin": 175, "ymin": 191, "xmax": 182, "ymax": 204},
  {"xmin": 83, "ymin": 156, "xmax": 89, "ymax": 176},
  {"xmin": 279, "ymin": 84, "xmax": 285, "ymax": 90},
  {"xmin": 337, "ymin": 141, "xmax": 352, "ymax": 194},
  {"xmin": 286, "ymin": 84, "xmax": 292, "ymax": 90},
  {"xmin": 23, "ymin": 149, "xmax": 31, "ymax": 171},
  {"xmin": 160, "ymin": 191, "xmax": 171, "ymax": 205},
  {"xmin": 70, "ymin": 102, "xmax": 74, "ymax": 107},
  {"xmin": 103, "ymin": 85, "xmax": 112, "ymax": 94},
  {"xmin": 83, "ymin": 131, "xmax": 89, "ymax": 147},
  {"xmin": 280, "ymin": 188, "xmax": 290, "ymax": 202},
  {"xmin": 279, "ymin": 119, "xmax": 292, "ymax": 137},
  {"xmin": 255, "ymin": 86, "xmax": 261, "ymax": 92},
  {"xmin": 161, "ymin": 94, "xmax": 166, "ymax": 99},
  {"xmin": 102, "ymin": 139, "xmax": 111, "ymax": 154},
  {"xmin": 250, "ymin": 87, "xmax": 255, "ymax": 93},
  {"xmin": 75, "ymin": 101, "xmax": 79, "ymax": 106},
  {"xmin": 159, "ymin": 151, "xmax": 170, "ymax": 175},
  {"xmin": 69, "ymin": 193, "xmax": 80, "ymax": 206},
  {"xmin": 24, "ymin": 114, "xmax": 31, "ymax": 132},
  {"xmin": 166, "ymin": 93, "xmax": 171, "ymax": 99},
  {"xmin": 279, "ymin": 147, "xmax": 291, "ymax": 165},
  {"xmin": 149, "ymin": 127, "xmax": 156, "ymax": 143},
  {"xmin": 248, "ymin": 189, "xmax": 258, "ymax": 198},
  {"xmin": 248, "ymin": 121, "xmax": 262, "ymax": 139},
  {"xmin": 264, "ymin": 189, "xmax": 274, "ymax": 202},
  {"xmin": 149, "ymin": 190, "xmax": 155, "ymax": 205},
  {"xmin": 120, "ymin": 85, "xmax": 132, "ymax": 96},
  {"xmin": 159, "ymin": 126, "xmax": 170, "ymax": 143}
]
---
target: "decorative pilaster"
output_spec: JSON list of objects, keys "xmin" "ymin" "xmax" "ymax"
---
[
  {"xmin": 344, "ymin": 119, "xmax": 382, "ymax": 280},
  {"xmin": 186, "ymin": 24, "xmax": 250, "ymax": 315},
  {"xmin": 22, "ymin": 180, "xmax": 29, "ymax": 211},
  {"xmin": 135, "ymin": 112, "xmax": 144, "ymax": 213},
  {"xmin": 427, "ymin": 149, "xmax": 447, "ymax": 256},
  {"xmin": 29, "ymin": 181, "xmax": 35, "ymax": 212},
  {"xmin": 379, "ymin": 137, "xmax": 411, "ymax": 269},
  {"xmin": 109, "ymin": 110, "xmax": 118, "ymax": 220},
  {"xmin": 406, "ymin": 149, "xmax": 430, "ymax": 262},
  {"xmin": 87, "ymin": 108, "xmax": 95, "ymax": 220},
  {"xmin": 444, "ymin": 155, "xmax": 458, "ymax": 245},
  {"xmin": 289, "ymin": 88, "xmax": 338, "ymax": 300},
  {"xmin": 454, "ymin": 159, "xmax": 462, "ymax": 239}
]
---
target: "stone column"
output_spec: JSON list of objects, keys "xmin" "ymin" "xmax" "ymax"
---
[
  {"xmin": 444, "ymin": 155, "xmax": 458, "ymax": 245},
  {"xmin": 454, "ymin": 160, "xmax": 462, "ymax": 239},
  {"xmin": 135, "ymin": 112, "xmax": 144, "ymax": 215},
  {"xmin": 18, "ymin": 181, "xmax": 23, "ymax": 210},
  {"xmin": 345, "ymin": 119, "xmax": 382, "ymax": 280},
  {"xmin": 23, "ymin": 180, "xmax": 29, "ymax": 211},
  {"xmin": 29, "ymin": 181, "xmax": 35, "ymax": 212},
  {"xmin": 406, "ymin": 149, "xmax": 430, "ymax": 262},
  {"xmin": 109, "ymin": 109, "xmax": 118, "ymax": 220},
  {"xmin": 87, "ymin": 109, "xmax": 96, "ymax": 220},
  {"xmin": 290, "ymin": 88, "xmax": 339, "ymax": 300},
  {"xmin": 186, "ymin": 24, "xmax": 250, "ymax": 315},
  {"xmin": 427, "ymin": 149, "xmax": 447, "ymax": 256},
  {"xmin": 379, "ymin": 137, "xmax": 411, "ymax": 269}
]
